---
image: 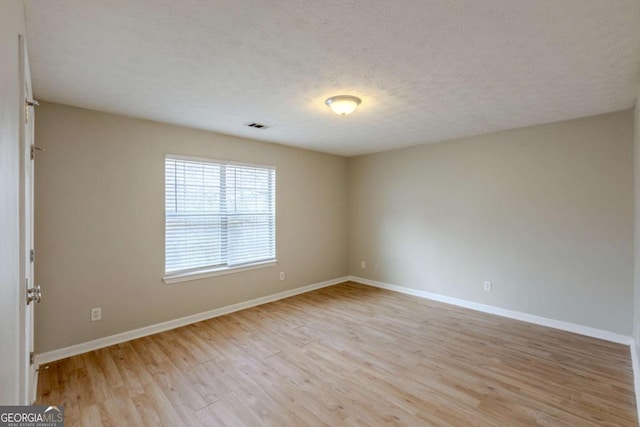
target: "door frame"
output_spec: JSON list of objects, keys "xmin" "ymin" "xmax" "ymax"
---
[{"xmin": 18, "ymin": 33, "xmax": 36, "ymax": 405}]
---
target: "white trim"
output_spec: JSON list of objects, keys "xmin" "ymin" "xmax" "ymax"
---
[
  {"xmin": 630, "ymin": 340, "xmax": 640, "ymax": 424},
  {"xmin": 163, "ymin": 260, "xmax": 278, "ymax": 284},
  {"xmin": 165, "ymin": 153, "xmax": 277, "ymax": 171},
  {"xmin": 35, "ymin": 276, "xmax": 348, "ymax": 366},
  {"xmin": 349, "ymin": 276, "xmax": 632, "ymax": 345},
  {"xmin": 31, "ymin": 369, "xmax": 38, "ymax": 404}
]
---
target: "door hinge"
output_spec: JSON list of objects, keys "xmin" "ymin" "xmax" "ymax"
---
[
  {"xmin": 29, "ymin": 352, "xmax": 34, "ymax": 365},
  {"xmin": 30, "ymin": 145, "xmax": 45, "ymax": 160},
  {"xmin": 25, "ymin": 99, "xmax": 39, "ymax": 125},
  {"xmin": 30, "ymin": 249, "xmax": 34, "ymax": 263}
]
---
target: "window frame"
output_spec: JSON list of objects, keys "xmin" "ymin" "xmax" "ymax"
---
[{"xmin": 163, "ymin": 154, "xmax": 277, "ymax": 285}]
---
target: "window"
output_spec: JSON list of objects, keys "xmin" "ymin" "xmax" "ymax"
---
[{"xmin": 164, "ymin": 155, "xmax": 276, "ymax": 282}]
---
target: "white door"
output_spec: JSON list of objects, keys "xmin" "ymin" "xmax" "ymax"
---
[{"xmin": 19, "ymin": 34, "xmax": 40, "ymax": 405}]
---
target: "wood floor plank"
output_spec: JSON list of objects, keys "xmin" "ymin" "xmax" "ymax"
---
[
  {"xmin": 136, "ymin": 381, "xmax": 186, "ymax": 427},
  {"xmin": 37, "ymin": 282, "xmax": 638, "ymax": 425}
]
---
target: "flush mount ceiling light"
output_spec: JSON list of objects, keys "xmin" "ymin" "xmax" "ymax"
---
[{"xmin": 325, "ymin": 95, "xmax": 362, "ymax": 116}]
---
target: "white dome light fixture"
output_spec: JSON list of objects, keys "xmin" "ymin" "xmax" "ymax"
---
[{"xmin": 325, "ymin": 95, "xmax": 361, "ymax": 116}]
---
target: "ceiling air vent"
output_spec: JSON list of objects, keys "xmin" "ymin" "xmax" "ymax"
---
[{"xmin": 246, "ymin": 122, "xmax": 269, "ymax": 129}]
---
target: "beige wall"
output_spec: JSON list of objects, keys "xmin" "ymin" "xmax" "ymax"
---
[
  {"xmin": 34, "ymin": 101, "xmax": 635, "ymax": 352},
  {"xmin": 348, "ymin": 110, "xmax": 634, "ymax": 335},
  {"xmin": 0, "ymin": 0, "xmax": 27, "ymax": 404},
  {"xmin": 34, "ymin": 102, "xmax": 348, "ymax": 353}
]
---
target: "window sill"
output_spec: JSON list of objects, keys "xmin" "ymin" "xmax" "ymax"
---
[{"xmin": 163, "ymin": 260, "xmax": 278, "ymax": 285}]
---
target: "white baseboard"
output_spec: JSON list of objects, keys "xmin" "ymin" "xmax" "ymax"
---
[
  {"xmin": 631, "ymin": 340, "xmax": 640, "ymax": 424},
  {"xmin": 35, "ymin": 276, "xmax": 349, "ymax": 366},
  {"xmin": 349, "ymin": 276, "xmax": 632, "ymax": 345}
]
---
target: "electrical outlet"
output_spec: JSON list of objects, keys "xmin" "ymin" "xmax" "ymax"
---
[
  {"xmin": 483, "ymin": 281, "xmax": 492, "ymax": 292},
  {"xmin": 279, "ymin": 272, "xmax": 285, "ymax": 280},
  {"xmin": 91, "ymin": 307, "xmax": 102, "ymax": 322},
  {"xmin": 374, "ymin": 263, "xmax": 379, "ymax": 271},
  {"xmin": 361, "ymin": 261, "xmax": 366, "ymax": 269}
]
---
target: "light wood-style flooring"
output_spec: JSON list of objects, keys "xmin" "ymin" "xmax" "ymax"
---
[{"xmin": 37, "ymin": 281, "xmax": 637, "ymax": 426}]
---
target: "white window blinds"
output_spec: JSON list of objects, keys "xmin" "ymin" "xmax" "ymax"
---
[{"xmin": 165, "ymin": 156, "xmax": 276, "ymax": 275}]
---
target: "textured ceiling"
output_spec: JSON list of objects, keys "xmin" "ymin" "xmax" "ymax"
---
[{"xmin": 25, "ymin": 0, "xmax": 640, "ymax": 156}]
